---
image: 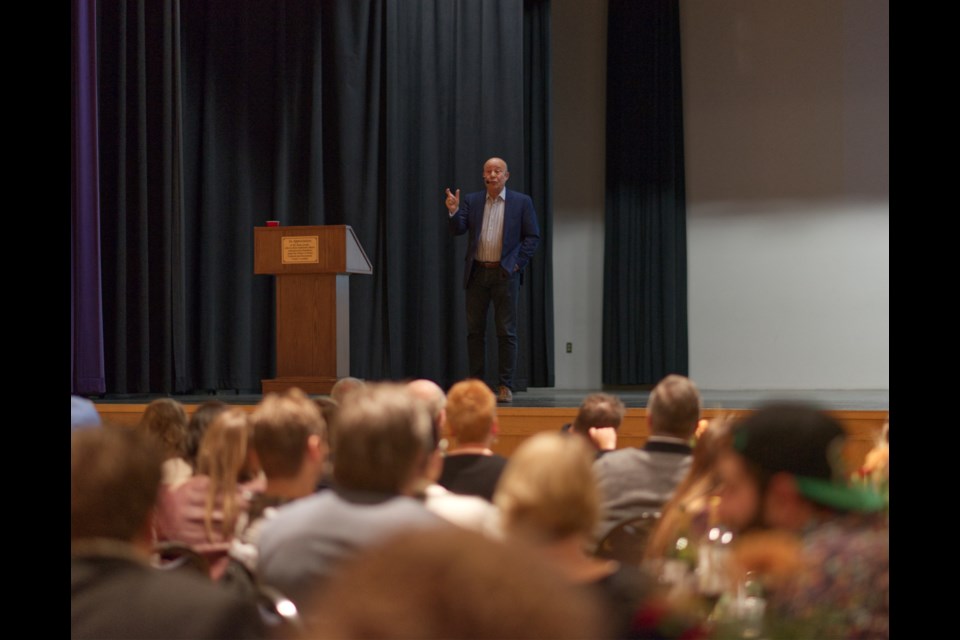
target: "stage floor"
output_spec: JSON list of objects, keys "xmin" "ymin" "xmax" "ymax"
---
[{"xmin": 90, "ymin": 387, "xmax": 889, "ymax": 411}]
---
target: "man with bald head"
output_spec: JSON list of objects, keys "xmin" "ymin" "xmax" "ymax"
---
[
  {"xmin": 445, "ymin": 157, "xmax": 541, "ymax": 403},
  {"xmin": 405, "ymin": 379, "xmax": 498, "ymax": 533}
]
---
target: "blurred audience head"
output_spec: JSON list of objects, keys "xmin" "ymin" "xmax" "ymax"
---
[
  {"xmin": 717, "ymin": 402, "xmax": 885, "ymax": 534},
  {"xmin": 71, "ymin": 396, "xmax": 102, "ymax": 432},
  {"xmin": 332, "ymin": 382, "xmax": 433, "ymax": 494},
  {"xmin": 72, "ymin": 426, "xmax": 164, "ymax": 548},
  {"xmin": 183, "ymin": 400, "xmax": 228, "ymax": 471},
  {"xmin": 196, "ymin": 407, "xmax": 255, "ymax": 479},
  {"xmin": 647, "ymin": 374, "xmax": 701, "ymax": 440},
  {"xmin": 686, "ymin": 414, "xmax": 735, "ymax": 491},
  {"xmin": 250, "ymin": 387, "xmax": 327, "ymax": 483},
  {"xmin": 404, "ymin": 379, "xmax": 448, "ymax": 488},
  {"xmin": 644, "ymin": 416, "xmax": 736, "ymax": 561},
  {"xmin": 495, "ymin": 431, "xmax": 600, "ymax": 544},
  {"xmin": 405, "ymin": 379, "xmax": 446, "ymax": 447},
  {"xmin": 307, "ymin": 527, "xmax": 610, "ymax": 640},
  {"xmin": 137, "ymin": 398, "xmax": 189, "ymax": 460},
  {"xmin": 445, "ymin": 378, "xmax": 498, "ymax": 446},
  {"xmin": 196, "ymin": 407, "xmax": 257, "ymax": 537},
  {"xmin": 330, "ymin": 377, "xmax": 366, "ymax": 405},
  {"xmin": 312, "ymin": 396, "xmax": 340, "ymax": 433},
  {"xmin": 572, "ymin": 393, "xmax": 625, "ymax": 436}
]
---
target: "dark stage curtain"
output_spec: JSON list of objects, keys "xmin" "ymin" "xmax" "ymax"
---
[
  {"xmin": 71, "ymin": 0, "xmax": 106, "ymax": 396},
  {"xmin": 88, "ymin": 0, "xmax": 553, "ymax": 394},
  {"xmin": 522, "ymin": 0, "xmax": 554, "ymax": 387},
  {"xmin": 97, "ymin": 0, "xmax": 191, "ymax": 394},
  {"xmin": 602, "ymin": 0, "xmax": 688, "ymax": 385}
]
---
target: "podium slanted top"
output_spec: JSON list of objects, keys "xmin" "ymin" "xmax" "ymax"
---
[{"xmin": 254, "ymin": 225, "xmax": 373, "ymax": 275}]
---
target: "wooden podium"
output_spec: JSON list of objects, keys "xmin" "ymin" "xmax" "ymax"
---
[{"xmin": 254, "ymin": 225, "xmax": 372, "ymax": 395}]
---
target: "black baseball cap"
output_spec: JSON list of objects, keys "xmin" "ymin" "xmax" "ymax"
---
[{"xmin": 732, "ymin": 402, "xmax": 885, "ymax": 513}]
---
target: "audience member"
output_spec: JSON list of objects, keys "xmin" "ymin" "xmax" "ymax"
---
[
  {"xmin": 311, "ymin": 395, "xmax": 341, "ymax": 491},
  {"xmin": 593, "ymin": 375, "xmax": 701, "ymax": 543},
  {"xmin": 495, "ymin": 431, "xmax": 643, "ymax": 636},
  {"xmin": 494, "ymin": 431, "xmax": 705, "ymax": 639},
  {"xmin": 562, "ymin": 392, "xmax": 627, "ymax": 457},
  {"xmin": 184, "ymin": 399, "xmax": 228, "ymax": 473},
  {"xmin": 643, "ymin": 416, "xmax": 734, "ymax": 565},
  {"xmin": 138, "ymin": 397, "xmax": 192, "ymax": 489},
  {"xmin": 307, "ymin": 528, "xmax": 611, "ymax": 640},
  {"xmin": 437, "ymin": 378, "xmax": 509, "ymax": 501},
  {"xmin": 154, "ymin": 407, "xmax": 264, "ymax": 580},
  {"xmin": 320, "ymin": 379, "xmax": 369, "ymax": 489},
  {"xmin": 71, "ymin": 395, "xmax": 102, "ymax": 431},
  {"xmin": 312, "ymin": 394, "xmax": 339, "ymax": 428},
  {"xmin": 71, "ymin": 426, "xmax": 264, "ymax": 640},
  {"xmin": 406, "ymin": 378, "xmax": 500, "ymax": 533},
  {"xmin": 255, "ymin": 383, "xmax": 447, "ymax": 610},
  {"xmin": 223, "ymin": 388, "xmax": 328, "ymax": 597},
  {"xmin": 329, "ymin": 376, "xmax": 365, "ymax": 405},
  {"xmin": 716, "ymin": 403, "xmax": 888, "ymax": 639}
]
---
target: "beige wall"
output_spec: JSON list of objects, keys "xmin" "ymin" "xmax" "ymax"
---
[
  {"xmin": 550, "ymin": 0, "xmax": 889, "ymax": 390},
  {"xmin": 550, "ymin": 0, "xmax": 607, "ymax": 388}
]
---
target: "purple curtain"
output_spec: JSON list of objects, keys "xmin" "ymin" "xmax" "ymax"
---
[{"xmin": 71, "ymin": 0, "xmax": 106, "ymax": 395}]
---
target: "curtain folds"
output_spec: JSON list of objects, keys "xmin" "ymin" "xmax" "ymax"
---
[
  {"xmin": 84, "ymin": 0, "xmax": 553, "ymax": 394},
  {"xmin": 97, "ymin": 0, "xmax": 188, "ymax": 393},
  {"xmin": 72, "ymin": 0, "xmax": 106, "ymax": 395},
  {"xmin": 522, "ymin": 0, "xmax": 554, "ymax": 387},
  {"xmin": 602, "ymin": 0, "xmax": 688, "ymax": 385}
]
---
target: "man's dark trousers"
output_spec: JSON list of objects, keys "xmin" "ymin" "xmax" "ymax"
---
[{"xmin": 465, "ymin": 264, "xmax": 520, "ymax": 390}]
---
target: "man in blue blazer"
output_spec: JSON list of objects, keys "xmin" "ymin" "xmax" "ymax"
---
[{"xmin": 445, "ymin": 157, "xmax": 540, "ymax": 403}]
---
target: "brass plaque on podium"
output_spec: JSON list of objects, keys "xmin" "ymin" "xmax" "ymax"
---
[{"xmin": 281, "ymin": 236, "xmax": 320, "ymax": 264}]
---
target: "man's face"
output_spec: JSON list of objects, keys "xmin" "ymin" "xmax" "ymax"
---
[
  {"xmin": 716, "ymin": 451, "xmax": 762, "ymax": 532},
  {"xmin": 482, "ymin": 158, "xmax": 509, "ymax": 195}
]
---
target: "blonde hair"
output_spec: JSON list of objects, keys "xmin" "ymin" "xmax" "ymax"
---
[
  {"xmin": 644, "ymin": 415, "xmax": 734, "ymax": 561},
  {"xmin": 445, "ymin": 379, "xmax": 496, "ymax": 444},
  {"xmin": 495, "ymin": 432, "xmax": 600, "ymax": 542},
  {"xmin": 196, "ymin": 407, "xmax": 252, "ymax": 539}
]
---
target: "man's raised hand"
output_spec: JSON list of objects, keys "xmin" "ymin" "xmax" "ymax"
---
[{"xmin": 444, "ymin": 188, "xmax": 461, "ymax": 214}]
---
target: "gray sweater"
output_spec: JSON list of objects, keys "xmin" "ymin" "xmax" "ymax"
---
[
  {"xmin": 592, "ymin": 440, "xmax": 693, "ymax": 543},
  {"xmin": 256, "ymin": 488, "xmax": 446, "ymax": 607}
]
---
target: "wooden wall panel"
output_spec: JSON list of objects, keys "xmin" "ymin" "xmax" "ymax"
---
[{"xmin": 95, "ymin": 403, "xmax": 887, "ymax": 472}]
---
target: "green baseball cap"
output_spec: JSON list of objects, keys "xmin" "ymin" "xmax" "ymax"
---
[{"xmin": 732, "ymin": 402, "xmax": 885, "ymax": 513}]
